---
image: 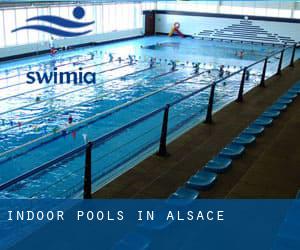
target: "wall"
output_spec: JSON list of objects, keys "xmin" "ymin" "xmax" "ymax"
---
[{"xmin": 155, "ymin": 11, "xmax": 300, "ymax": 45}]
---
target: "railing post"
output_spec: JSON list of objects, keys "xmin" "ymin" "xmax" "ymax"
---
[
  {"xmin": 84, "ymin": 141, "xmax": 92, "ymax": 199},
  {"xmin": 157, "ymin": 104, "xmax": 170, "ymax": 157},
  {"xmin": 289, "ymin": 43, "xmax": 296, "ymax": 67},
  {"xmin": 204, "ymin": 82, "xmax": 216, "ymax": 124},
  {"xmin": 236, "ymin": 67, "xmax": 247, "ymax": 103},
  {"xmin": 276, "ymin": 49, "xmax": 284, "ymax": 76},
  {"xmin": 260, "ymin": 57, "xmax": 268, "ymax": 88}
]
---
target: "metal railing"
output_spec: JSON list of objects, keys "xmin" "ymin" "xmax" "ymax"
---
[{"xmin": 82, "ymin": 43, "xmax": 298, "ymax": 199}]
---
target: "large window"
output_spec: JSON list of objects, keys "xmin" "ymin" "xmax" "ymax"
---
[
  {"xmin": 0, "ymin": 2, "xmax": 150, "ymax": 49},
  {"xmin": 157, "ymin": 0, "xmax": 300, "ymax": 19}
]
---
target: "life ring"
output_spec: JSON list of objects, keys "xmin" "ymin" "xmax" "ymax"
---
[{"xmin": 174, "ymin": 22, "xmax": 180, "ymax": 29}]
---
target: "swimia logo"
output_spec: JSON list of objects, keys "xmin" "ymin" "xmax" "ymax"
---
[{"xmin": 12, "ymin": 6, "xmax": 94, "ymax": 37}]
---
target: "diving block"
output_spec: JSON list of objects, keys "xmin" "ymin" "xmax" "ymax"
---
[
  {"xmin": 185, "ymin": 170, "xmax": 217, "ymax": 190},
  {"xmin": 204, "ymin": 156, "xmax": 232, "ymax": 173},
  {"xmin": 233, "ymin": 133, "xmax": 256, "ymax": 145},
  {"xmin": 219, "ymin": 143, "xmax": 245, "ymax": 159},
  {"xmin": 113, "ymin": 232, "xmax": 151, "ymax": 250},
  {"xmin": 243, "ymin": 124, "xmax": 264, "ymax": 136}
]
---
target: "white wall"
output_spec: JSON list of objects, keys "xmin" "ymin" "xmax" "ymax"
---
[
  {"xmin": 155, "ymin": 13, "xmax": 300, "ymax": 44},
  {"xmin": 0, "ymin": 28, "xmax": 143, "ymax": 59}
]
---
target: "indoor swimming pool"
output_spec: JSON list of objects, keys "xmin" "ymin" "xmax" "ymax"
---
[{"xmin": 0, "ymin": 36, "xmax": 297, "ymax": 198}]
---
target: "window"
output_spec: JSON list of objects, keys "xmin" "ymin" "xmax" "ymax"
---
[
  {"xmin": 0, "ymin": 10, "xmax": 4, "ymax": 48},
  {"xmin": 15, "ymin": 8, "xmax": 28, "ymax": 45},
  {"xmin": 26, "ymin": 8, "xmax": 39, "ymax": 43},
  {"xmin": 3, "ymin": 9, "xmax": 17, "ymax": 46}
]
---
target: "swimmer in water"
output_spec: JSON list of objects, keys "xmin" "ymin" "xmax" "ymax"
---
[
  {"xmin": 194, "ymin": 63, "xmax": 200, "ymax": 74},
  {"xmin": 109, "ymin": 53, "xmax": 113, "ymax": 62},
  {"xmin": 68, "ymin": 114, "xmax": 73, "ymax": 124},
  {"xmin": 245, "ymin": 69, "xmax": 250, "ymax": 81},
  {"xmin": 171, "ymin": 61, "xmax": 176, "ymax": 71},
  {"xmin": 89, "ymin": 52, "xmax": 95, "ymax": 60},
  {"xmin": 128, "ymin": 55, "xmax": 134, "ymax": 65},
  {"xmin": 149, "ymin": 57, "xmax": 155, "ymax": 68},
  {"xmin": 219, "ymin": 65, "xmax": 225, "ymax": 78},
  {"xmin": 239, "ymin": 50, "xmax": 244, "ymax": 59}
]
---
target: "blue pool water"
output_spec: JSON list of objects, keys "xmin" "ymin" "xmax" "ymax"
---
[{"xmin": 0, "ymin": 36, "xmax": 297, "ymax": 198}]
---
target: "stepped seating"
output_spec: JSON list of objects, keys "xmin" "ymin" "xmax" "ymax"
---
[
  {"xmin": 194, "ymin": 20, "xmax": 296, "ymax": 44},
  {"xmin": 175, "ymin": 80, "xmax": 300, "ymax": 198}
]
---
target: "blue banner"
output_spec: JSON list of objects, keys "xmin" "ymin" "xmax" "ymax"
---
[{"xmin": 1, "ymin": 199, "xmax": 299, "ymax": 250}]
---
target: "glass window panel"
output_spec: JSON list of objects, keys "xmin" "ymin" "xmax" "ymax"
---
[
  {"xmin": 3, "ymin": 9, "xmax": 17, "ymax": 46},
  {"xmin": 15, "ymin": 8, "xmax": 28, "ymax": 45},
  {"xmin": 26, "ymin": 8, "xmax": 39, "ymax": 43},
  {"xmin": 279, "ymin": 9, "xmax": 292, "ymax": 18},
  {"xmin": 0, "ymin": 10, "xmax": 4, "ymax": 48},
  {"xmin": 96, "ymin": 5, "xmax": 103, "ymax": 33}
]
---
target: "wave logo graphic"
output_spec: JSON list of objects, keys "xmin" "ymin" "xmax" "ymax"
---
[{"xmin": 12, "ymin": 6, "xmax": 94, "ymax": 37}]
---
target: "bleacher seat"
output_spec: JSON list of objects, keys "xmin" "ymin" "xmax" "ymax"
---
[
  {"xmin": 243, "ymin": 124, "xmax": 265, "ymax": 136},
  {"xmin": 219, "ymin": 143, "xmax": 245, "ymax": 158},
  {"xmin": 185, "ymin": 170, "xmax": 217, "ymax": 190},
  {"xmin": 253, "ymin": 117, "xmax": 273, "ymax": 126},
  {"xmin": 203, "ymin": 156, "xmax": 232, "ymax": 173},
  {"xmin": 276, "ymin": 98, "xmax": 293, "ymax": 105},
  {"xmin": 281, "ymin": 92, "xmax": 297, "ymax": 100},
  {"xmin": 169, "ymin": 186, "xmax": 199, "ymax": 200},
  {"xmin": 262, "ymin": 110, "xmax": 281, "ymax": 119},
  {"xmin": 268, "ymin": 103, "xmax": 287, "ymax": 112}
]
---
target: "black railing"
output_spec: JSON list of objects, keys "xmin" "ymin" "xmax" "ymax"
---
[{"xmin": 83, "ymin": 43, "xmax": 298, "ymax": 198}]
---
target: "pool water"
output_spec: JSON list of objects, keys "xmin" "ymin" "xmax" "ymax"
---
[{"xmin": 0, "ymin": 36, "xmax": 296, "ymax": 198}]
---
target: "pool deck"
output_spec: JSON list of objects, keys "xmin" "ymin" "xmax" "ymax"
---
[{"xmin": 93, "ymin": 60, "xmax": 300, "ymax": 199}]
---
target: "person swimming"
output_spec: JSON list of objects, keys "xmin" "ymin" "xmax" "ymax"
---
[
  {"xmin": 245, "ymin": 69, "xmax": 250, "ymax": 80},
  {"xmin": 149, "ymin": 57, "xmax": 155, "ymax": 68},
  {"xmin": 171, "ymin": 60, "xmax": 176, "ymax": 71},
  {"xmin": 194, "ymin": 63, "xmax": 200, "ymax": 74},
  {"xmin": 128, "ymin": 55, "xmax": 134, "ymax": 65},
  {"xmin": 109, "ymin": 53, "xmax": 113, "ymax": 62},
  {"xmin": 219, "ymin": 65, "xmax": 225, "ymax": 78},
  {"xmin": 68, "ymin": 114, "xmax": 73, "ymax": 124}
]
